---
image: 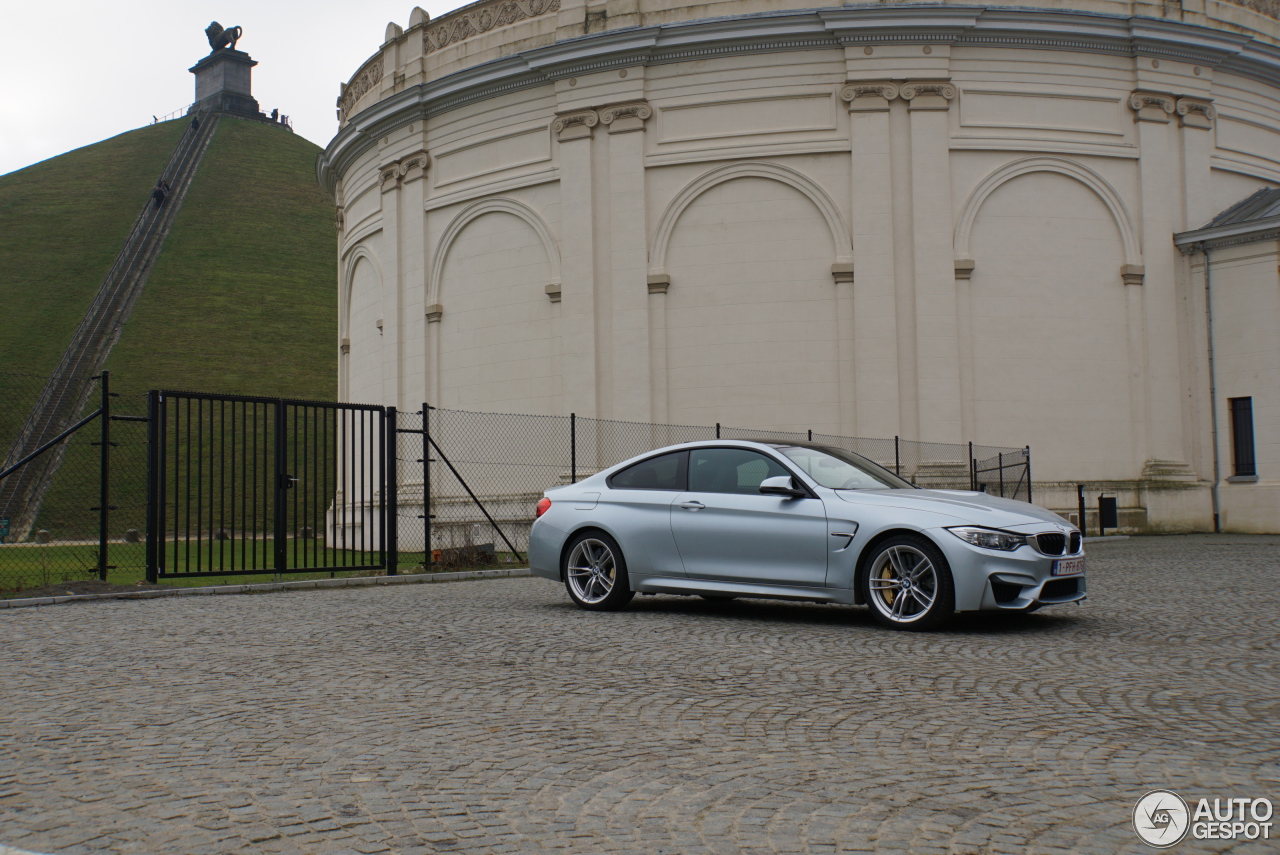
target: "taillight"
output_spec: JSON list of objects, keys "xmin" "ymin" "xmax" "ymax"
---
[{"xmin": 535, "ymin": 497, "xmax": 552, "ymax": 518}]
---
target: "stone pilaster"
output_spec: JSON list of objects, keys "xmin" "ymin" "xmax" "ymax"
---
[
  {"xmin": 842, "ymin": 81, "xmax": 900, "ymax": 437},
  {"xmin": 397, "ymin": 147, "xmax": 429, "ymax": 411},
  {"xmin": 378, "ymin": 157, "xmax": 401, "ymax": 406},
  {"xmin": 553, "ymin": 108, "xmax": 600, "ymax": 416},
  {"xmin": 602, "ymin": 102, "xmax": 653, "ymax": 422},
  {"xmin": 904, "ymin": 80, "xmax": 963, "ymax": 445}
]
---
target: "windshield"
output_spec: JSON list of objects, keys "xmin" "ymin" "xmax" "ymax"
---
[{"xmin": 776, "ymin": 445, "xmax": 915, "ymax": 490}]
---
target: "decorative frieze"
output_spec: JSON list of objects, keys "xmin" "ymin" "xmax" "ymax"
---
[
  {"xmin": 600, "ymin": 102, "xmax": 652, "ymax": 134},
  {"xmin": 337, "ymin": 58, "xmax": 384, "ymax": 120},
  {"xmin": 552, "ymin": 109, "xmax": 599, "ymax": 141},
  {"xmin": 1129, "ymin": 91, "xmax": 1175, "ymax": 123},
  {"xmin": 422, "ymin": 0, "xmax": 560, "ymax": 55},
  {"xmin": 1176, "ymin": 97, "xmax": 1215, "ymax": 129}
]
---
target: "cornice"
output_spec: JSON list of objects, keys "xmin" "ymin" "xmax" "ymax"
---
[
  {"xmin": 1173, "ymin": 214, "xmax": 1280, "ymax": 248},
  {"xmin": 317, "ymin": 4, "xmax": 1280, "ymax": 193}
]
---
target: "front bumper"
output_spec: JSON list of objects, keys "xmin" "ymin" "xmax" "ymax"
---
[{"xmin": 928, "ymin": 527, "xmax": 1087, "ymax": 612}]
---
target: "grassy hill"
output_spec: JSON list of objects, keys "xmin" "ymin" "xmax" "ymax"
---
[
  {"xmin": 104, "ymin": 117, "xmax": 336, "ymax": 402},
  {"xmin": 0, "ymin": 116, "xmax": 338, "ymax": 592}
]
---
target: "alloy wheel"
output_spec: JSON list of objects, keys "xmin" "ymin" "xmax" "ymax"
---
[
  {"xmin": 567, "ymin": 538, "xmax": 617, "ymax": 605},
  {"xmin": 867, "ymin": 544, "xmax": 938, "ymax": 624}
]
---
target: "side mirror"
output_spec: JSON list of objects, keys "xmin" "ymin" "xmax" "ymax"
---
[{"xmin": 759, "ymin": 475, "xmax": 805, "ymax": 499}]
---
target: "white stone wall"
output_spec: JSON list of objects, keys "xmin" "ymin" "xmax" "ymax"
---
[{"xmin": 324, "ymin": 4, "xmax": 1280, "ymax": 531}]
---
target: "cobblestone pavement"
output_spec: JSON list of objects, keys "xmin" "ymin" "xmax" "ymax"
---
[{"xmin": 2, "ymin": 534, "xmax": 1278, "ymax": 854}]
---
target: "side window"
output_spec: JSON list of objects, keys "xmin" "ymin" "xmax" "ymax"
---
[
  {"xmin": 609, "ymin": 451, "xmax": 688, "ymax": 491},
  {"xmin": 689, "ymin": 448, "xmax": 791, "ymax": 495}
]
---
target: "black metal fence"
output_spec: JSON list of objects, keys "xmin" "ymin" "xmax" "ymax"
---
[
  {"xmin": 146, "ymin": 391, "xmax": 392, "ymax": 580},
  {"xmin": 406, "ymin": 407, "xmax": 1031, "ymax": 565},
  {"xmin": 0, "ymin": 372, "xmax": 149, "ymax": 594},
  {"xmin": 1, "ymin": 371, "xmax": 1030, "ymax": 594}
]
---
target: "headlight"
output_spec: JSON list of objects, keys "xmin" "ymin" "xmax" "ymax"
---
[{"xmin": 946, "ymin": 526, "xmax": 1027, "ymax": 551}]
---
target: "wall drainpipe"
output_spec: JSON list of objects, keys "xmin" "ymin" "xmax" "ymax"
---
[{"xmin": 1202, "ymin": 243, "xmax": 1222, "ymax": 533}]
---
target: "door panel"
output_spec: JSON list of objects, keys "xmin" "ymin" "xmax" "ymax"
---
[{"xmin": 671, "ymin": 448, "xmax": 827, "ymax": 586}]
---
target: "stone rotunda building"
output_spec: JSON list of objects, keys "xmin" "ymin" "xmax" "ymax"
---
[{"xmin": 319, "ymin": 0, "xmax": 1280, "ymax": 532}]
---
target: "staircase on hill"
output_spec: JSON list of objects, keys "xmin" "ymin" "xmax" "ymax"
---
[{"xmin": 0, "ymin": 113, "xmax": 220, "ymax": 542}]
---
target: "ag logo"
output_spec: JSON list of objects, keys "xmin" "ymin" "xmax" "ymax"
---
[{"xmin": 1134, "ymin": 790, "xmax": 1190, "ymax": 847}]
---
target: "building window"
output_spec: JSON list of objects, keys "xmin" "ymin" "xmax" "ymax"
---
[{"xmin": 1229, "ymin": 397, "xmax": 1257, "ymax": 478}]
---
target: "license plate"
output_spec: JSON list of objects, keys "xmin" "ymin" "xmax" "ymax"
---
[{"xmin": 1052, "ymin": 557, "xmax": 1085, "ymax": 576}]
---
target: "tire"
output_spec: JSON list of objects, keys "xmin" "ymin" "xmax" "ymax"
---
[
  {"xmin": 859, "ymin": 534, "xmax": 955, "ymax": 631},
  {"xmin": 563, "ymin": 531, "xmax": 635, "ymax": 611}
]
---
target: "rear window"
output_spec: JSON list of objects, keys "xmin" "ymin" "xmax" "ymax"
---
[{"xmin": 608, "ymin": 451, "xmax": 688, "ymax": 491}]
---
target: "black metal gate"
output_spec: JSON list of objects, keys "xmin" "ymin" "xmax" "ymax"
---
[{"xmin": 145, "ymin": 391, "xmax": 395, "ymax": 581}]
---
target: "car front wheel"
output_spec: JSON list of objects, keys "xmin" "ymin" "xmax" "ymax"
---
[
  {"xmin": 563, "ymin": 532, "xmax": 634, "ymax": 611},
  {"xmin": 860, "ymin": 535, "xmax": 955, "ymax": 630}
]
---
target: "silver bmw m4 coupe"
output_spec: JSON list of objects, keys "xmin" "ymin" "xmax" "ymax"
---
[{"xmin": 528, "ymin": 440, "xmax": 1085, "ymax": 630}]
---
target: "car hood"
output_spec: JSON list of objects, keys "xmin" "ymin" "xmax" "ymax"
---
[{"xmin": 833, "ymin": 488, "xmax": 1068, "ymax": 527}]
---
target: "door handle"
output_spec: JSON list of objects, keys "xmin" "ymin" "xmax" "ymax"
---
[{"xmin": 678, "ymin": 501, "xmax": 705, "ymax": 511}]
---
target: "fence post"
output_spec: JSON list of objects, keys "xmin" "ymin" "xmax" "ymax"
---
[
  {"xmin": 1077, "ymin": 484, "xmax": 1085, "ymax": 533},
  {"xmin": 894, "ymin": 436, "xmax": 900, "ymax": 476},
  {"xmin": 716, "ymin": 422, "xmax": 721, "ymax": 439},
  {"xmin": 968, "ymin": 441, "xmax": 975, "ymax": 491},
  {"xmin": 1024, "ymin": 446, "xmax": 1033, "ymax": 505},
  {"xmin": 998, "ymin": 452, "xmax": 1004, "ymax": 497},
  {"xmin": 423, "ymin": 403, "xmax": 431, "ymax": 571},
  {"xmin": 385, "ymin": 407, "xmax": 397, "ymax": 576},
  {"xmin": 570, "ymin": 413, "xmax": 577, "ymax": 483},
  {"xmin": 96, "ymin": 372, "xmax": 111, "ymax": 581},
  {"xmin": 145, "ymin": 390, "xmax": 159, "ymax": 584},
  {"xmin": 273, "ymin": 399, "xmax": 287, "ymax": 572}
]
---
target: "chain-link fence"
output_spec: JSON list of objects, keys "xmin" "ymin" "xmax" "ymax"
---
[
  {"xmin": 0, "ymin": 373, "xmax": 149, "ymax": 594},
  {"xmin": 400, "ymin": 407, "xmax": 1030, "ymax": 568}
]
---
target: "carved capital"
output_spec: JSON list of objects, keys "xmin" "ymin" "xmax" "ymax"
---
[
  {"xmin": 1121, "ymin": 264, "xmax": 1145, "ymax": 286},
  {"xmin": 544, "ymin": 283, "xmax": 562, "ymax": 303},
  {"xmin": 1129, "ymin": 90, "xmax": 1175, "ymax": 123},
  {"xmin": 398, "ymin": 150, "xmax": 431, "ymax": 183},
  {"xmin": 600, "ymin": 101, "xmax": 652, "ymax": 133},
  {"xmin": 954, "ymin": 259, "xmax": 976, "ymax": 280},
  {"xmin": 901, "ymin": 80, "xmax": 955, "ymax": 111},
  {"xmin": 1176, "ymin": 97, "xmax": 1215, "ymax": 130},
  {"xmin": 379, "ymin": 163, "xmax": 400, "ymax": 192},
  {"xmin": 338, "ymin": 59, "xmax": 384, "ymax": 117},
  {"xmin": 425, "ymin": 303, "xmax": 444, "ymax": 322},
  {"xmin": 552, "ymin": 109, "xmax": 599, "ymax": 141},
  {"xmin": 647, "ymin": 273, "xmax": 670, "ymax": 295},
  {"xmin": 340, "ymin": 337, "xmax": 350, "ymax": 354},
  {"xmin": 831, "ymin": 262, "xmax": 855, "ymax": 285},
  {"xmin": 840, "ymin": 82, "xmax": 898, "ymax": 112},
  {"xmin": 335, "ymin": 207, "xmax": 345, "ymax": 234}
]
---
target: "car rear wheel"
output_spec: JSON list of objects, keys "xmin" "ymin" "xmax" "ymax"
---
[
  {"xmin": 860, "ymin": 535, "xmax": 955, "ymax": 630},
  {"xmin": 563, "ymin": 532, "xmax": 634, "ymax": 611}
]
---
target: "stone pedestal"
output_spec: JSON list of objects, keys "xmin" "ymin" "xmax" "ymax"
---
[{"xmin": 189, "ymin": 49, "xmax": 264, "ymax": 118}]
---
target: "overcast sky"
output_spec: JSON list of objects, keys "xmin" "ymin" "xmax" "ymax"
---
[{"xmin": 1, "ymin": 0, "xmax": 465, "ymax": 177}]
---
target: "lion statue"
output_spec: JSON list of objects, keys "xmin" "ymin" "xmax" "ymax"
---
[{"xmin": 205, "ymin": 21, "xmax": 243, "ymax": 51}]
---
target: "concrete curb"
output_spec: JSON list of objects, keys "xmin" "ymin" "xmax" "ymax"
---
[
  {"xmin": 0, "ymin": 568, "xmax": 533, "ymax": 610},
  {"xmin": 1083, "ymin": 535, "xmax": 1131, "ymax": 542}
]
